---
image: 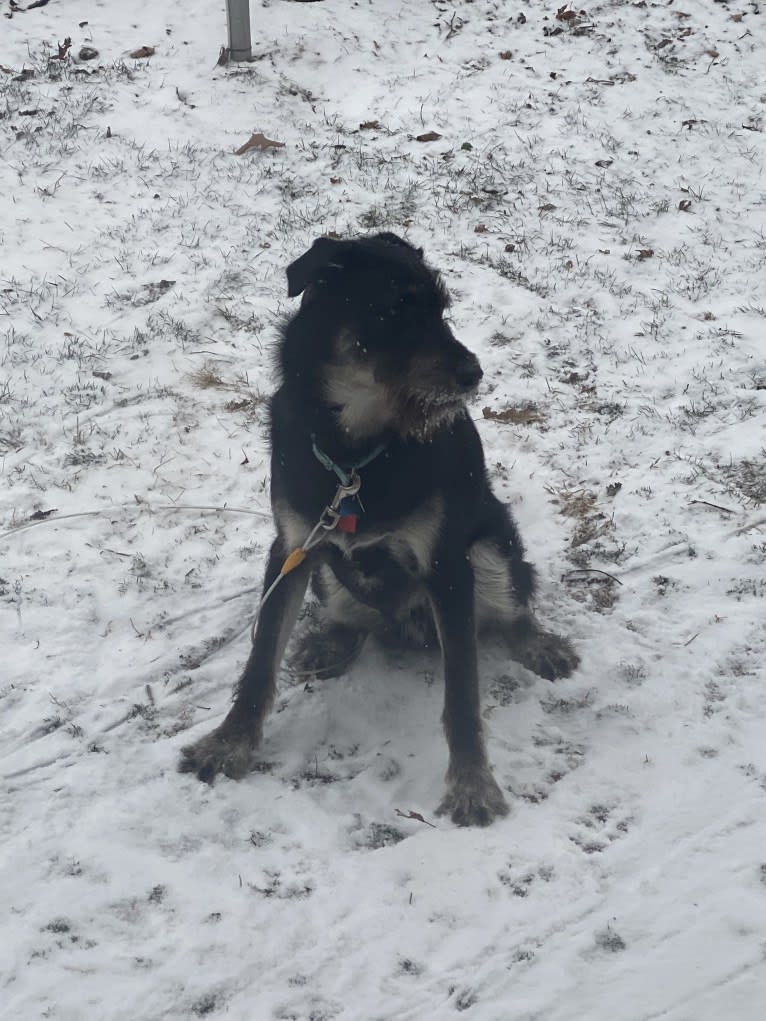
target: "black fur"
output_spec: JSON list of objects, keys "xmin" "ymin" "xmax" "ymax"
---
[{"xmin": 179, "ymin": 232, "xmax": 578, "ymax": 826}]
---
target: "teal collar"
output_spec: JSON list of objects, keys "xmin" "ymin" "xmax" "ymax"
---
[{"xmin": 310, "ymin": 434, "xmax": 388, "ymax": 487}]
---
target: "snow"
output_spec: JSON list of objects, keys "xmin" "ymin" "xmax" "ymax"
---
[{"xmin": 2, "ymin": 0, "xmax": 766, "ymax": 1017}]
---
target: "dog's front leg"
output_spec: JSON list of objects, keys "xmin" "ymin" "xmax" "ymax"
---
[
  {"xmin": 429, "ymin": 558, "xmax": 509, "ymax": 827},
  {"xmin": 179, "ymin": 537, "xmax": 311, "ymax": 784}
]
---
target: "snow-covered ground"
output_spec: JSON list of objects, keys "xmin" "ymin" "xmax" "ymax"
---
[{"xmin": 2, "ymin": 0, "xmax": 766, "ymax": 1017}]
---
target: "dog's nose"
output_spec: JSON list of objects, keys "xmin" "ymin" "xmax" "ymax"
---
[{"xmin": 455, "ymin": 357, "xmax": 483, "ymax": 391}]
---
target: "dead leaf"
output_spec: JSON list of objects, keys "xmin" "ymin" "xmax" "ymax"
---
[
  {"xmin": 538, "ymin": 202, "xmax": 557, "ymax": 213},
  {"xmin": 595, "ymin": 159, "xmax": 613, "ymax": 168},
  {"xmin": 130, "ymin": 46, "xmax": 155, "ymax": 59},
  {"xmin": 556, "ymin": 5, "xmax": 578, "ymax": 21},
  {"xmin": 415, "ymin": 131, "xmax": 442, "ymax": 142},
  {"xmin": 474, "ymin": 224, "xmax": 489, "ymax": 234},
  {"xmin": 359, "ymin": 119, "xmax": 381, "ymax": 130},
  {"xmin": 678, "ymin": 199, "xmax": 692, "ymax": 212},
  {"xmin": 29, "ymin": 508, "xmax": 57, "ymax": 521},
  {"xmin": 235, "ymin": 132, "xmax": 285, "ymax": 156},
  {"xmin": 499, "ymin": 50, "xmax": 513, "ymax": 60},
  {"xmin": 482, "ymin": 404, "xmax": 543, "ymax": 426},
  {"xmin": 637, "ymin": 249, "xmax": 654, "ymax": 260}
]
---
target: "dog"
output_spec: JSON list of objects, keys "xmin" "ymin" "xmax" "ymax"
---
[{"xmin": 179, "ymin": 232, "xmax": 578, "ymax": 826}]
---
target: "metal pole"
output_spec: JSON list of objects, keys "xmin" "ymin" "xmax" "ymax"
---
[{"xmin": 225, "ymin": 0, "xmax": 252, "ymax": 62}]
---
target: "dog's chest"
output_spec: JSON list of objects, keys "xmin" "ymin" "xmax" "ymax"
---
[{"xmin": 276, "ymin": 495, "xmax": 443, "ymax": 582}]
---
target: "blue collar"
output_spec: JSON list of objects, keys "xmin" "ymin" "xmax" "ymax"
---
[{"xmin": 310, "ymin": 434, "xmax": 388, "ymax": 487}]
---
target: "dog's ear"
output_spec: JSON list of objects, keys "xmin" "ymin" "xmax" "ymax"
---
[
  {"xmin": 286, "ymin": 237, "xmax": 353, "ymax": 297},
  {"xmin": 375, "ymin": 232, "xmax": 424, "ymax": 260}
]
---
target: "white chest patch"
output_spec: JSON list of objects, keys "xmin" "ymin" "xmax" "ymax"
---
[{"xmin": 274, "ymin": 494, "xmax": 444, "ymax": 577}]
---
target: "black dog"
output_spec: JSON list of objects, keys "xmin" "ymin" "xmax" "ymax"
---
[{"xmin": 180, "ymin": 233, "xmax": 578, "ymax": 826}]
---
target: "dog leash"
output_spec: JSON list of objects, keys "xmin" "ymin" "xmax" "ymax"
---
[{"xmin": 250, "ymin": 437, "xmax": 388, "ymax": 643}]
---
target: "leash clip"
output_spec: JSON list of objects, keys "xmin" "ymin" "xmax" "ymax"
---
[
  {"xmin": 319, "ymin": 505, "xmax": 341, "ymax": 530},
  {"xmin": 332, "ymin": 471, "xmax": 361, "ymax": 505}
]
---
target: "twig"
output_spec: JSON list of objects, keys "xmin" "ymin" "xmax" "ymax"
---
[
  {"xmin": 689, "ymin": 499, "xmax": 736, "ymax": 515},
  {"xmin": 395, "ymin": 809, "xmax": 436, "ymax": 828},
  {"xmin": 563, "ymin": 568, "xmax": 623, "ymax": 586}
]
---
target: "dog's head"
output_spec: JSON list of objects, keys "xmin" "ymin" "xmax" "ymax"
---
[{"xmin": 285, "ymin": 233, "xmax": 482, "ymax": 443}]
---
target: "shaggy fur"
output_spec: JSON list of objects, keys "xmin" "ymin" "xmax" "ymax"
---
[{"xmin": 179, "ymin": 232, "xmax": 578, "ymax": 826}]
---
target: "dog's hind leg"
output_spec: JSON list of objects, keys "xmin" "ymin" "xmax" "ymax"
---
[
  {"xmin": 506, "ymin": 614, "xmax": 580, "ymax": 681},
  {"xmin": 428, "ymin": 559, "xmax": 509, "ymax": 827},
  {"xmin": 470, "ymin": 538, "xmax": 579, "ymax": 681},
  {"xmin": 179, "ymin": 537, "xmax": 311, "ymax": 783},
  {"xmin": 289, "ymin": 568, "xmax": 373, "ymax": 679},
  {"xmin": 289, "ymin": 621, "xmax": 367, "ymax": 680}
]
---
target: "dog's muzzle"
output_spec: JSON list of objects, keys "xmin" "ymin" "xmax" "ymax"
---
[{"xmin": 454, "ymin": 355, "xmax": 483, "ymax": 392}]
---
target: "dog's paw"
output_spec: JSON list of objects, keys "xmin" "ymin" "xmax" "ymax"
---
[
  {"xmin": 436, "ymin": 772, "xmax": 510, "ymax": 828},
  {"xmin": 178, "ymin": 726, "xmax": 256, "ymax": 784},
  {"xmin": 289, "ymin": 623, "xmax": 366, "ymax": 679},
  {"xmin": 517, "ymin": 630, "xmax": 580, "ymax": 681}
]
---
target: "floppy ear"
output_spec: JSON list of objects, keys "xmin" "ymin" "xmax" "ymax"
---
[{"xmin": 286, "ymin": 237, "xmax": 353, "ymax": 297}]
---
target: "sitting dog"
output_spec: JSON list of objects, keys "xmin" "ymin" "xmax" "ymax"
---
[{"xmin": 180, "ymin": 232, "xmax": 578, "ymax": 826}]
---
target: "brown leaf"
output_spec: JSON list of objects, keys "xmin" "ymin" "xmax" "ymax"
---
[
  {"xmin": 637, "ymin": 248, "xmax": 654, "ymax": 260},
  {"xmin": 499, "ymin": 50, "xmax": 513, "ymax": 60},
  {"xmin": 482, "ymin": 404, "xmax": 543, "ymax": 425},
  {"xmin": 235, "ymin": 132, "xmax": 286, "ymax": 156},
  {"xmin": 538, "ymin": 202, "xmax": 557, "ymax": 213},
  {"xmin": 595, "ymin": 159, "xmax": 613, "ymax": 168},
  {"xmin": 415, "ymin": 131, "xmax": 442, "ymax": 143},
  {"xmin": 130, "ymin": 46, "xmax": 156, "ymax": 59},
  {"xmin": 678, "ymin": 199, "xmax": 692, "ymax": 212},
  {"xmin": 556, "ymin": 5, "xmax": 578, "ymax": 21},
  {"xmin": 359, "ymin": 119, "xmax": 381, "ymax": 130}
]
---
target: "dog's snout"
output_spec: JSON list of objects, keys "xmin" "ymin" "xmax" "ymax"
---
[{"xmin": 455, "ymin": 357, "xmax": 483, "ymax": 391}]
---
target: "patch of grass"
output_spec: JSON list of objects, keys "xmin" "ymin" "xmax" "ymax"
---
[
  {"xmin": 722, "ymin": 456, "xmax": 766, "ymax": 505},
  {"xmin": 188, "ymin": 361, "xmax": 265, "ymax": 415}
]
